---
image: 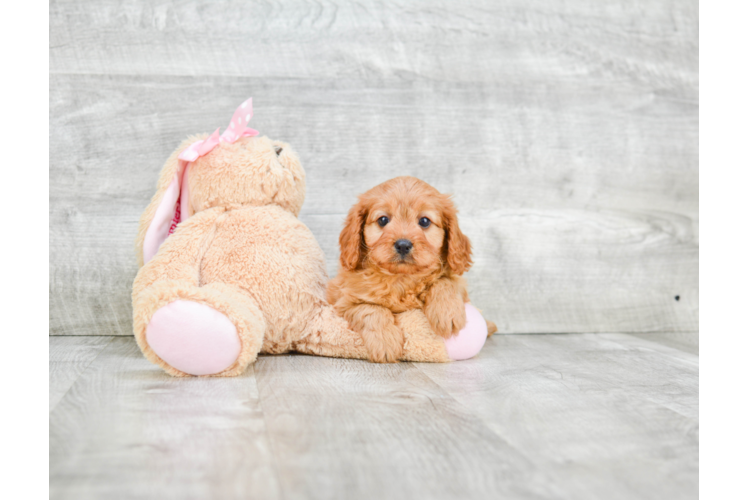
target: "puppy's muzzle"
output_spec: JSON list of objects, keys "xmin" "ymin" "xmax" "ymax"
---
[{"xmin": 394, "ymin": 239, "xmax": 413, "ymax": 257}]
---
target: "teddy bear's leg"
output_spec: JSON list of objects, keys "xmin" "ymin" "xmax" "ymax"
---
[
  {"xmin": 293, "ymin": 305, "xmax": 451, "ymax": 363},
  {"xmin": 292, "ymin": 305, "xmax": 370, "ymax": 361},
  {"xmin": 394, "ymin": 309, "xmax": 452, "ymax": 363},
  {"xmin": 399, "ymin": 304, "xmax": 490, "ymax": 362},
  {"xmin": 294, "ymin": 305, "xmax": 452, "ymax": 363},
  {"xmin": 134, "ymin": 281, "xmax": 267, "ymax": 377},
  {"xmin": 132, "ymin": 212, "xmax": 266, "ymax": 377}
]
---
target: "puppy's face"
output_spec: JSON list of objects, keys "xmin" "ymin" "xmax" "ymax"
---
[
  {"xmin": 339, "ymin": 176, "xmax": 472, "ymax": 276},
  {"xmin": 363, "ymin": 192, "xmax": 445, "ymax": 274}
]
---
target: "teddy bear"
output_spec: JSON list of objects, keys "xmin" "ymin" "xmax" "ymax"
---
[{"xmin": 132, "ymin": 99, "xmax": 487, "ymax": 377}]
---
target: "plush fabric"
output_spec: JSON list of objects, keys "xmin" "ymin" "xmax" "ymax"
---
[
  {"xmin": 443, "ymin": 304, "xmax": 488, "ymax": 360},
  {"xmin": 132, "ymin": 123, "xmax": 458, "ymax": 376},
  {"xmin": 146, "ymin": 300, "xmax": 241, "ymax": 375}
]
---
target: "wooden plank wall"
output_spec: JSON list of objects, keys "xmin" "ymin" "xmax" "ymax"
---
[{"xmin": 50, "ymin": 0, "xmax": 699, "ymax": 336}]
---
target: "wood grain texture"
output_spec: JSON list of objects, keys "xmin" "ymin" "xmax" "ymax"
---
[
  {"xmin": 49, "ymin": 338, "xmax": 282, "ymax": 500},
  {"xmin": 252, "ymin": 353, "xmax": 552, "ymax": 500},
  {"xmin": 50, "ymin": 0, "xmax": 698, "ymax": 84},
  {"xmin": 49, "ymin": 336, "xmax": 113, "ymax": 411},
  {"xmin": 415, "ymin": 333, "xmax": 699, "ymax": 500},
  {"xmin": 50, "ymin": 0, "xmax": 698, "ymax": 335},
  {"xmin": 49, "ymin": 334, "xmax": 698, "ymax": 499}
]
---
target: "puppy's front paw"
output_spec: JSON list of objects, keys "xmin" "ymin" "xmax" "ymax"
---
[
  {"xmin": 363, "ymin": 324, "xmax": 404, "ymax": 363},
  {"xmin": 424, "ymin": 296, "xmax": 467, "ymax": 338}
]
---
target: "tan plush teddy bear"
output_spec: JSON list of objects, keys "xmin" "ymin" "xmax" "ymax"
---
[{"xmin": 132, "ymin": 99, "xmax": 458, "ymax": 377}]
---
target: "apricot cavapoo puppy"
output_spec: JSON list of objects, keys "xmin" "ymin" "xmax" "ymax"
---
[{"xmin": 326, "ymin": 176, "xmax": 497, "ymax": 363}]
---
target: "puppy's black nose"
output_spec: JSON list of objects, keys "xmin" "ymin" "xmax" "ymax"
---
[{"xmin": 394, "ymin": 239, "xmax": 413, "ymax": 256}]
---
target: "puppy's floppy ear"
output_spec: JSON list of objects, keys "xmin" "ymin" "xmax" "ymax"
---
[
  {"xmin": 339, "ymin": 197, "xmax": 368, "ymax": 271},
  {"xmin": 441, "ymin": 194, "xmax": 473, "ymax": 275}
]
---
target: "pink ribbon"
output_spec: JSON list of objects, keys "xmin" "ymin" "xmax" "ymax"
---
[{"xmin": 178, "ymin": 98, "xmax": 259, "ymax": 162}]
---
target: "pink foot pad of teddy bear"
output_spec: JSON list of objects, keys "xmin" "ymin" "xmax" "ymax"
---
[{"xmin": 443, "ymin": 303, "xmax": 489, "ymax": 361}]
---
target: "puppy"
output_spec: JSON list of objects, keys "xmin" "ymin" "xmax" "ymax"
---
[{"xmin": 326, "ymin": 176, "xmax": 497, "ymax": 363}]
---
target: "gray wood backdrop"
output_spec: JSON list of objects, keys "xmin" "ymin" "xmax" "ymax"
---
[{"xmin": 50, "ymin": 0, "xmax": 699, "ymax": 336}]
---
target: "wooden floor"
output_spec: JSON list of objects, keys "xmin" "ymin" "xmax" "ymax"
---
[{"xmin": 50, "ymin": 333, "xmax": 698, "ymax": 500}]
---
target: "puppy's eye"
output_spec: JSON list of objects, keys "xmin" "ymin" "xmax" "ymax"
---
[
  {"xmin": 377, "ymin": 216, "xmax": 390, "ymax": 227},
  {"xmin": 418, "ymin": 217, "xmax": 431, "ymax": 228},
  {"xmin": 275, "ymin": 147, "xmax": 283, "ymax": 156}
]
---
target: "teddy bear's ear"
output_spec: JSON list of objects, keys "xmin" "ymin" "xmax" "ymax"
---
[{"xmin": 134, "ymin": 136, "xmax": 202, "ymax": 267}]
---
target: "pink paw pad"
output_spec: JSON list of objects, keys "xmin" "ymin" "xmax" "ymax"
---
[
  {"xmin": 443, "ymin": 303, "xmax": 489, "ymax": 361},
  {"xmin": 146, "ymin": 300, "xmax": 241, "ymax": 376}
]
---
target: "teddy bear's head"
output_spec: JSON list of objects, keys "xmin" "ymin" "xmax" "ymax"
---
[
  {"xmin": 135, "ymin": 99, "xmax": 308, "ymax": 266},
  {"xmin": 187, "ymin": 135, "xmax": 306, "ymax": 217},
  {"xmin": 136, "ymin": 134, "xmax": 306, "ymax": 266}
]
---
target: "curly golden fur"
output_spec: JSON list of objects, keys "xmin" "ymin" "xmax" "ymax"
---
[{"xmin": 327, "ymin": 176, "xmax": 497, "ymax": 363}]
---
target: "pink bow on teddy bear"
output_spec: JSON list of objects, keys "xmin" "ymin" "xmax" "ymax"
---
[{"xmin": 143, "ymin": 98, "xmax": 259, "ymax": 263}]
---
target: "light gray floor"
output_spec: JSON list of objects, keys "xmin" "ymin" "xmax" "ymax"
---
[{"xmin": 50, "ymin": 332, "xmax": 698, "ymax": 500}]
